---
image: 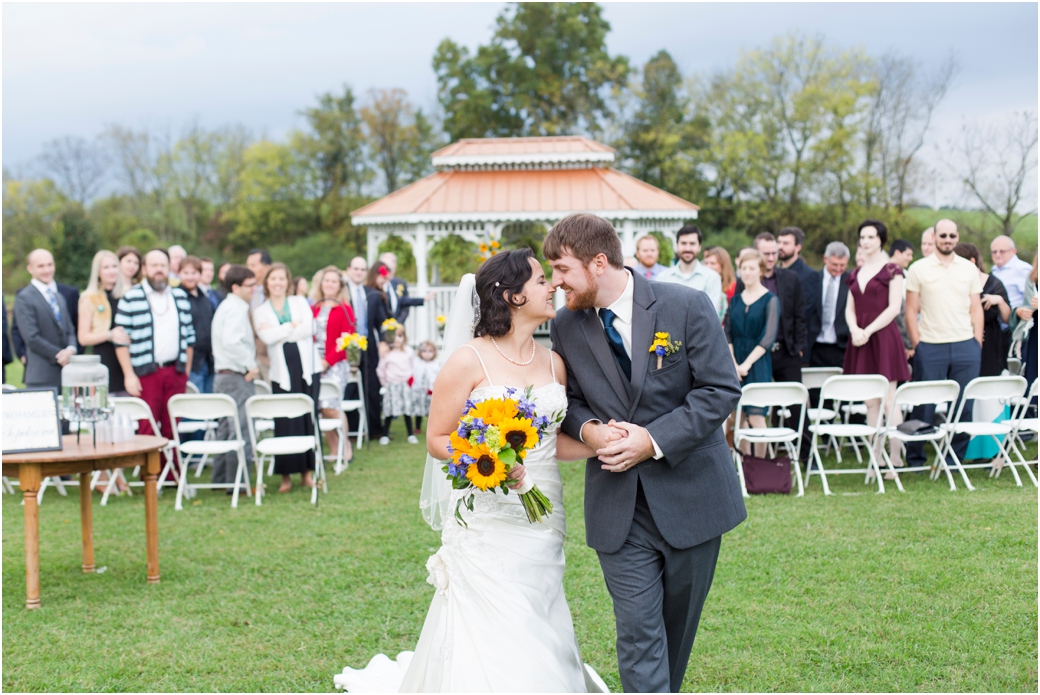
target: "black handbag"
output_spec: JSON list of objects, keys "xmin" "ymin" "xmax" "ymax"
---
[
  {"xmin": 897, "ymin": 419, "xmax": 937, "ymax": 435},
  {"xmin": 741, "ymin": 455, "xmax": 792, "ymax": 495}
]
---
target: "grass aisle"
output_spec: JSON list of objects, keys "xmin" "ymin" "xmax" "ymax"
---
[{"xmin": 3, "ymin": 422, "xmax": 1037, "ymax": 692}]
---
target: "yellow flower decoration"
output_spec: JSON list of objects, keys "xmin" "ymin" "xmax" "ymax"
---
[
  {"xmin": 499, "ymin": 417, "xmax": 538, "ymax": 457},
  {"xmin": 466, "ymin": 446, "xmax": 507, "ymax": 490},
  {"xmin": 469, "ymin": 397, "xmax": 518, "ymax": 425},
  {"xmin": 449, "ymin": 430, "xmax": 479, "ymax": 463},
  {"xmin": 381, "ymin": 318, "xmax": 402, "ymax": 332}
]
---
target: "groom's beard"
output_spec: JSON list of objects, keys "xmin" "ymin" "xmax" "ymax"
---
[{"xmin": 564, "ymin": 271, "xmax": 599, "ymax": 312}]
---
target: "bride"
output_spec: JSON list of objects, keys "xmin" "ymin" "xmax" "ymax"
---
[{"xmin": 335, "ymin": 248, "xmax": 608, "ymax": 693}]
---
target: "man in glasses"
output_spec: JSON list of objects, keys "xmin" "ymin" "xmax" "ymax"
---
[
  {"xmin": 990, "ymin": 235, "xmax": 1032, "ymax": 314},
  {"xmin": 905, "ymin": 219, "xmax": 984, "ymax": 468}
]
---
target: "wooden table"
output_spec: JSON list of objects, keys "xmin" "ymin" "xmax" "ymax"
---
[{"xmin": 2, "ymin": 434, "xmax": 168, "ymax": 609}]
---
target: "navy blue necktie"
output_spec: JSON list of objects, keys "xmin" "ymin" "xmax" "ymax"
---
[{"xmin": 599, "ymin": 308, "xmax": 631, "ymax": 380}]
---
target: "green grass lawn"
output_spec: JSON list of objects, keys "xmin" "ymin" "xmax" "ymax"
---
[{"xmin": 2, "ymin": 419, "xmax": 1037, "ymax": 692}]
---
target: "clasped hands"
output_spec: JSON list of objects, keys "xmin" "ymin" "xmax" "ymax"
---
[
  {"xmin": 582, "ymin": 420, "xmax": 656, "ymax": 473},
  {"xmin": 850, "ymin": 326, "xmax": 871, "ymax": 347}
]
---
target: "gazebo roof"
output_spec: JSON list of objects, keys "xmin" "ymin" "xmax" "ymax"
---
[{"xmin": 353, "ymin": 136, "xmax": 698, "ymax": 226}]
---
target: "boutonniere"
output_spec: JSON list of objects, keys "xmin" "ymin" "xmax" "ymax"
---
[
  {"xmin": 396, "ymin": 284, "xmax": 404, "ymax": 297},
  {"xmin": 649, "ymin": 332, "xmax": 682, "ymax": 369}
]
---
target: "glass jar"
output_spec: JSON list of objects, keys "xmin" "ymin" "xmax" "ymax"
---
[{"xmin": 61, "ymin": 355, "xmax": 110, "ymax": 423}]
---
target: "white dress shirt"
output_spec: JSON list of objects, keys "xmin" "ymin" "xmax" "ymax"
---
[
  {"xmin": 583, "ymin": 272, "xmax": 664, "ymax": 460},
  {"xmin": 143, "ymin": 279, "xmax": 180, "ymax": 364},
  {"xmin": 212, "ymin": 293, "xmax": 257, "ymax": 373},
  {"xmin": 992, "ymin": 254, "xmax": 1033, "ymax": 309},
  {"xmin": 656, "ymin": 260, "xmax": 725, "ymax": 321},
  {"xmin": 817, "ymin": 271, "xmax": 842, "ymax": 344}
]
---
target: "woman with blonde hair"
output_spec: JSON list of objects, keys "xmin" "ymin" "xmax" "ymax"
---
[
  {"xmin": 79, "ymin": 250, "xmax": 131, "ymax": 492},
  {"xmin": 309, "ymin": 265, "xmax": 357, "ymax": 465}
]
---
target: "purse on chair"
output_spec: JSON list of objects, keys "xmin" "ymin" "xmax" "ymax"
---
[{"xmin": 741, "ymin": 455, "xmax": 792, "ymax": 495}]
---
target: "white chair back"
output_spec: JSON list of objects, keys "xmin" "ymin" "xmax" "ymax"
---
[
  {"xmin": 737, "ymin": 382, "xmax": 809, "ymax": 409},
  {"xmin": 1006, "ymin": 357, "xmax": 1022, "ymax": 376},
  {"xmin": 818, "ymin": 375, "xmax": 888, "ymax": 411},
  {"xmin": 245, "ymin": 393, "xmax": 316, "ymax": 421},
  {"xmin": 319, "ymin": 379, "xmax": 342, "ymax": 404},
  {"xmin": 168, "ymin": 393, "xmax": 241, "ymax": 422},
  {"xmin": 184, "ymin": 380, "xmax": 200, "ymax": 395},
  {"xmin": 960, "ymin": 375, "xmax": 1028, "ymax": 404},
  {"xmin": 890, "ymin": 380, "xmax": 961, "ymax": 411},
  {"xmin": 110, "ymin": 396, "xmax": 161, "ymax": 434},
  {"xmin": 802, "ymin": 367, "xmax": 842, "ymax": 390},
  {"xmin": 253, "ymin": 380, "xmax": 272, "ymax": 396}
]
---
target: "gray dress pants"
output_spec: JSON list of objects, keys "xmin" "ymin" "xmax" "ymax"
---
[
  {"xmin": 212, "ymin": 373, "xmax": 255, "ymax": 485},
  {"xmin": 597, "ymin": 482, "xmax": 722, "ymax": 693}
]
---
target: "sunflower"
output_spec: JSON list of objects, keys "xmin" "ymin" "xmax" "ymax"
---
[
  {"xmin": 499, "ymin": 417, "xmax": 538, "ymax": 455},
  {"xmin": 465, "ymin": 445, "xmax": 507, "ymax": 490},
  {"xmin": 449, "ymin": 430, "xmax": 479, "ymax": 462},
  {"xmin": 469, "ymin": 398, "xmax": 518, "ymax": 425}
]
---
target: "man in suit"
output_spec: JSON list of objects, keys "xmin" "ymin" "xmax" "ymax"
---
[
  {"xmin": 546, "ymin": 214, "xmax": 745, "ymax": 693},
  {"xmin": 807, "ymin": 241, "xmax": 851, "ymax": 368},
  {"xmin": 343, "ymin": 256, "xmax": 369, "ymax": 437},
  {"xmin": 12, "ymin": 279, "xmax": 80, "ymax": 361},
  {"xmin": 378, "ymin": 252, "xmax": 428, "ymax": 324},
  {"xmin": 14, "ymin": 249, "xmax": 78, "ymax": 394},
  {"xmin": 3, "ymin": 301, "xmax": 13, "ymax": 383}
]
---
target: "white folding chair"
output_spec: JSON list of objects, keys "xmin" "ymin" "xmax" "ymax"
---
[
  {"xmin": 251, "ymin": 379, "xmax": 275, "ymax": 458},
  {"xmin": 1007, "ymin": 380, "xmax": 1038, "ymax": 479},
  {"xmin": 941, "ymin": 376, "xmax": 1031, "ymax": 490},
  {"xmin": 806, "ymin": 375, "xmax": 890, "ymax": 494},
  {"xmin": 106, "ymin": 397, "xmax": 184, "ymax": 498},
  {"xmin": 245, "ymin": 394, "xmax": 325, "ymax": 505},
  {"xmin": 341, "ymin": 368, "xmax": 367, "ymax": 450},
  {"xmin": 319, "ymin": 379, "xmax": 348, "ymax": 474},
  {"xmin": 168, "ymin": 394, "xmax": 252, "ymax": 509},
  {"xmin": 800, "ymin": 367, "xmax": 843, "ymax": 460},
  {"xmin": 878, "ymin": 381, "xmax": 962, "ymax": 492},
  {"xmin": 732, "ymin": 382, "xmax": 809, "ymax": 497}
]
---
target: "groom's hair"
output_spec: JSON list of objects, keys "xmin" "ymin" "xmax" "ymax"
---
[{"xmin": 543, "ymin": 214, "xmax": 624, "ymax": 269}]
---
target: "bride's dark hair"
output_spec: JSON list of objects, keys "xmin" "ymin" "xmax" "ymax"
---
[{"xmin": 473, "ymin": 248, "xmax": 535, "ymax": 338}]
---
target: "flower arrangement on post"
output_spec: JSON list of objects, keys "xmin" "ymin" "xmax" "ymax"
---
[
  {"xmin": 336, "ymin": 333, "xmax": 368, "ymax": 368},
  {"xmin": 436, "ymin": 314, "xmax": 447, "ymax": 338},
  {"xmin": 445, "ymin": 386, "xmax": 562, "ymax": 525},
  {"xmin": 381, "ymin": 317, "xmax": 402, "ymax": 343},
  {"xmin": 476, "ymin": 239, "xmax": 501, "ymax": 263}
]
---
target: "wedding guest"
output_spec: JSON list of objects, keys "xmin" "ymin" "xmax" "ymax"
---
[
  {"xmin": 657, "ymin": 225, "xmax": 725, "ymax": 320},
  {"xmin": 167, "ymin": 244, "xmax": 187, "ymax": 286},
  {"xmin": 310, "ymin": 265, "xmax": 356, "ymax": 464},
  {"xmin": 14, "ymin": 249, "xmax": 78, "ymax": 402},
  {"xmin": 2, "ymin": 302, "xmax": 12, "ymax": 383},
  {"xmin": 889, "ymin": 239, "xmax": 916, "ymax": 360},
  {"xmin": 77, "ymin": 250, "xmax": 129, "ymax": 396},
  {"xmin": 905, "ymin": 219, "xmax": 983, "ymax": 468},
  {"xmin": 343, "ymin": 256, "xmax": 370, "ymax": 436},
  {"xmin": 180, "ymin": 256, "xmax": 216, "ymax": 393},
  {"xmin": 844, "ymin": 220, "xmax": 910, "ymax": 474},
  {"xmin": 634, "ymin": 235, "xmax": 666, "ymax": 280},
  {"xmin": 253, "ymin": 262, "xmax": 320, "ymax": 493},
  {"xmin": 377, "ymin": 328, "xmax": 418, "ymax": 445},
  {"xmin": 807, "ymin": 241, "xmax": 851, "ymax": 369},
  {"xmin": 778, "ymin": 227, "xmax": 818, "ymax": 341},
  {"xmin": 210, "ymin": 265, "xmax": 259, "ymax": 490},
  {"xmin": 199, "ymin": 257, "xmax": 221, "ymax": 310},
  {"xmin": 363, "ymin": 262, "xmax": 393, "ymax": 440},
  {"xmin": 1010, "ymin": 253, "xmax": 1038, "ymax": 357},
  {"xmin": 734, "ymin": 232, "xmax": 806, "ymax": 388},
  {"xmin": 217, "ymin": 261, "xmax": 231, "ymax": 286},
  {"xmin": 117, "ymin": 245, "xmax": 142, "ymax": 288},
  {"xmin": 725, "ymin": 250, "xmax": 778, "ymax": 456},
  {"xmin": 11, "ymin": 265, "xmax": 80, "ymax": 360},
  {"xmin": 293, "ymin": 276, "xmax": 311, "ymax": 304},
  {"xmin": 379, "ymin": 252, "xmax": 428, "ymax": 323},
  {"xmin": 990, "ymin": 235, "xmax": 1032, "ymax": 317},
  {"xmin": 703, "ymin": 246, "xmax": 737, "ymax": 302},
  {"xmin": 955, "ymin": 243, "xmax": 1010, "ymax": 377},
  {"xmin": 246, "ymin": 249, "xmax": 273, "ymax": 380},
  {"xmin": 113, "ymin": 248, "xmax": 196, "ymax": 443},
  {"xmin": 1014, "ymin": 255, "xmax": 1038, "ymax": 393},
  {"xmin": 411, "ymin": 340, "xmax": 439, "ymax": 435},
  {"xmin": 920, "ymin": 227, "xmax": 935, "ymax": 258}
]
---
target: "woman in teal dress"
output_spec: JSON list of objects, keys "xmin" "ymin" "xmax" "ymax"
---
[{"xmin": 725, "ymin": 250, "xmax": 779, "ymax": 455}]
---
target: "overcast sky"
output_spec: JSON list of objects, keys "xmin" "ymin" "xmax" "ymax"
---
[{"xmin": 3, "ymin": 2, "xmax": 1037, "ymax": 206}]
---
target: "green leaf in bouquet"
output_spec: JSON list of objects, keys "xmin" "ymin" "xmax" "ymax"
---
[{"xmin": 498, "ymin": 447, "xmax": 517, "ymax": 466}]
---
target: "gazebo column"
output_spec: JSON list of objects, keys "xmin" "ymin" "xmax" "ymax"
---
[
  {"xmin": 415, "ymin": 223, "xmax": 429, "ymax": 293},
  {"xmin": 621, "ymin": 219, "xmax": 636, "ymax": 257}
]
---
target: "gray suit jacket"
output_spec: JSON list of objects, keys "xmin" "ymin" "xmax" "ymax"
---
[
  {"xmin": 14, "ymin": 284, "xmax": 77, "ymax": 388},
  {"xmin": 551, "ymin": 271, "xmax": 746, "ymax": 553}
]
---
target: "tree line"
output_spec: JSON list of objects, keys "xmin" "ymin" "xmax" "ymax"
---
[{"xmin": 4, "ymin": 2, "xmax": 1036, "ymax": 292}]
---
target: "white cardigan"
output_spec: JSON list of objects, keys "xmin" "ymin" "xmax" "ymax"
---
[{"xmin": 253, "ymin": 296, "xmax": 317, "ymax": 392}]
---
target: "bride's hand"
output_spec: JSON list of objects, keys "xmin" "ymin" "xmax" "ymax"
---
[{"xmin": 507, "ymin": 463, "xmax": 527, "ymax": 489}]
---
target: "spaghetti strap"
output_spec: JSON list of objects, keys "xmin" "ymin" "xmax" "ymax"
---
[
  {"xmin": 549, "ymin": 346, "xmax": 558, "ymax": 384},
  {"xmin": 462, "ymin": 344, "xmax": 494, "ymax": 386}
]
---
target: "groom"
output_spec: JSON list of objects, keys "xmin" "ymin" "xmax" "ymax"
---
[{"xmin": 546, "ymin": 214, "xmax": 746, "ymax": 693}]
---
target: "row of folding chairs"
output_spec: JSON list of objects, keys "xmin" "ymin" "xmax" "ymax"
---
[{"xmin": 732, "ymin": 374, "xmax": 1038, "ymax": 497}]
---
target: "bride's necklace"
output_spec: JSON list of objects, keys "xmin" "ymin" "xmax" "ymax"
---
[{"xmin": 490, "ymin": 337, "xmax": 537, "ymax": 366}]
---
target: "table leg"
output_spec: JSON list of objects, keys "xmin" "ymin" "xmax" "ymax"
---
[
  {"xmin": 143, "ymin": 450, "xmax": 160, "ymax": 584},
  {"xmin": 79, "ymin": 472, "xmax": 95, "ymax": 573},
  {"xmin": 19, "ymin": 463, "xmax": 42, "ymax": 609}
]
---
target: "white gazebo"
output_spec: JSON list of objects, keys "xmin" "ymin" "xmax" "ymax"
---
[{"xmin": 351, "ymin": 135, "xmax": 699, "ymax": 341}]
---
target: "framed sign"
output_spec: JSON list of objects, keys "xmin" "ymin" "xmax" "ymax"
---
[{"xmin": 2, "ymin": 387, "xmax": 64, "ymax": 454}]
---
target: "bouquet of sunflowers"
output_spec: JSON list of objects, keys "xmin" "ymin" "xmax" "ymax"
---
[
  {"xmin": 445, "ymin": 386, "xmax": 562, "ymax": 525},
  {"xmin": 336, "ymin": 333, "xmax": 368, "ymax": 368},
  {"xmin": 381, "ymin": 317, "xmax": 402, "ymax": 343}
]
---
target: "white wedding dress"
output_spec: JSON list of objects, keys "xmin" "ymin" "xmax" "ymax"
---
[{"xmin": 334, "ymin": 350, "xmax": 607, "ymax": 693}]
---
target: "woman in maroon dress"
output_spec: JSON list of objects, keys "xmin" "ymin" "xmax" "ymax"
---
[{"xmin": 844, "ymin": 219, "xmax": 912, "ymax": 475}]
